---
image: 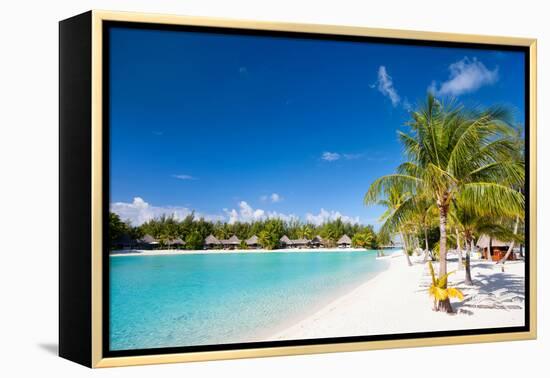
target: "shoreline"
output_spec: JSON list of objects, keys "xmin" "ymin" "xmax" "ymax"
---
[
  {"xmin": 110, "ymin": 247, "xmax": 392, "ymax": 256},
  {"xmin": 268, "ymin": 254, "xmax": 525, "ymax": 341}
]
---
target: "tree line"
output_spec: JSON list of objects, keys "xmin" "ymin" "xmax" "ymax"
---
[{"xmin": 109, "ymin": 212, "xmax": 381, "ymax": 250}]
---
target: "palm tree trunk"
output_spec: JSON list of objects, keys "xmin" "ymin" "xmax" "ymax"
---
[
  {"xmin": 456, "ymin": 229, "xmax": 463, "ymax": 270},
  {"xmin": 436, "ymin": 203, "xmax": 453, "ymax": 313},
  {"xmin": 423, "ymin": 226, "xmax": 430, "ymax": 262},
  {"xmin": 487, "ymin": 237, "xmax": 493, "ymax": 261},
  {"xmin": 464, "ymin": 237, "xmax": 473, "ymax": 286},
  {"xmin": 498, "ymin": 215, "xmax": 519, "ymax": 264},
  {"xmin": 401, "ymin": 232, "xmax": 413, "ymax": 266}
]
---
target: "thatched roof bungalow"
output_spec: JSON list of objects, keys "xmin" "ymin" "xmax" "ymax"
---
[
  {"xmin": 167, "ymin": 238, "xmax": 185, "ymax": 249},
  {"xmin": 337, "ymin": 234, "xmax": 352, "ymax": 248},
  {"xmin": 204, "ymin": 234, "xmax": 221, "ymax": 249},
  {"xmin": 279, "ymin": 235, "xmax": 293, "ymax": 248},
  {"xmin": 246, "ymin": 235, "xmax": 260, "ymax": 249},
  {"xmin": 291, "ymin": 238, "xmax": 310, "ymax": 249},
  {"xmin": 138, "ymin": 234, "xmax": 159, "ymax": 250},
  {"xmin": 222, "ymin": 235, "xmax": 241, "ymax": 249},
  {"xmin": 310, "ymin": 235, "xmax": 325, "ymax": 248},
  {"xmin": 476, "ymin": 235, "xmax": 514, "ymax": 261}
]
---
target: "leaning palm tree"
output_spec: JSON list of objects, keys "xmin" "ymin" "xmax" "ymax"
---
[
  {"xmin": 365, "ymin": 94, "xmax": 524, "ymax": 313},
  {"xmin": 376, "ymin": 184, "xmax": 414, "ymax": 266}
]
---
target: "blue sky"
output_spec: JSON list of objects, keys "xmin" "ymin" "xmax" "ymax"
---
[{"xmin": 109, "ymin": 27, "xmax": 525, "ymax": 228}]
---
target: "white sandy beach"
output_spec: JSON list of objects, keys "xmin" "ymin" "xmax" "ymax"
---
[{"xmin": 268, "ymin": 253, "xmax": 525, "ymax": 340}]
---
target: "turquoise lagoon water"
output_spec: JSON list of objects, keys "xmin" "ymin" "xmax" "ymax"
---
[{"xmin": 110, "ymin": 250, "xmax": 393, "ymax": 351}]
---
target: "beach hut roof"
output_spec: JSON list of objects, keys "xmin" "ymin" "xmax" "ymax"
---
[
  {"xmin": 227, "ymin": 235, "xmax": 240, "ymax": 244},
  {"xmin": 246, "ymin": 235, "xmax": 259, "ymax": 245},
  {"xmin": 311, "ymin": 235, "xmax": 324, "ymax": 243},
  {"xmin": 205, "ymin": 234, "xmax": 221, "ymax": 245},
  {"xmin": 292, "ymin": 238, "xmax": 310, "ymax": 244},
  {"xmin": 337, "ymin": 234, "xmax": 352, "ymax": 244},
  {"xmin": 170, "ymin": 238, "xmax": 185, "ymax": 245},
  {"xmin": 279, "ymin": 235, "xmax": 292, "ymax": 244},
  {"xmin": 139, "ymin": 234, "xmax": 157, "ymax": 244},
  {"xmin": 476, "ymin": 235, "xmax": 510, "ymax": 248}
]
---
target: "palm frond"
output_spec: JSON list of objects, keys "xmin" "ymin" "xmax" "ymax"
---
[
  {"xmin": 364, "ymin": 174, "xmax": 422, "ymax": 205},
  {"xmin": 459, "ymin": 183, "xmax": 524, "ymax": 218}
]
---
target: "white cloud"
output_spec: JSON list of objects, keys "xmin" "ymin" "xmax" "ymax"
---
[
  {"xmin": 260, "ymin": 193, "xmax": 283, "ymax": 203},
  {"xmin": 430, "ymin": 57, "xmax": 499, "ymax": 97},
  {"xmin": 322, "ymin": 152, "xmax": 364, "ymax": 162},
  {"xmin": 224, "ymin": 201, "xmax": 265, "ymax": 224},
  {"xmin": 305, "ymin": 208, "xmax": 360, "ymax": 226},
  {"xmin": 112, "ymin": 198, "xmax": 357, "ymax": 228},
  {"xmin": 172, "ymin": 174, "xmax": 197, "ymax": 180},
  {"xmin": 322, "ymin": 152, "xmax": 341, "ymax": 161},
  {"xmin": 376, "ymin": 66, "xmax": 400, "ymax": 107},
  {"xmin": 270, "ymin": 193, "xmax": 282, "ymax": 203},
  {"xmin": 224, "ymin": 201, "xmax": 296, "ymax": 224},
  {"xmin": 110, "ymin": 197, "xmax": 223, "ymax": 226}
]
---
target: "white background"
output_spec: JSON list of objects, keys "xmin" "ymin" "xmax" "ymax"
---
[{"xmin": 0, "ymin": 0, "xmax": 547, "ymax": 376}]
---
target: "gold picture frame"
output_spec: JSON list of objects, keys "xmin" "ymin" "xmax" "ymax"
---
[{"xmin": 59, "ymin": 9, "xmax": 537, "ymax": 368}]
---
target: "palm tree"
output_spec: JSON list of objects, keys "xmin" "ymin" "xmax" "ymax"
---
[
  {"xmin": 374, "ymin": 184, "xmax": 414, "ymax": 266},
  {"xmin": 351, "ymin": 231, "xmax": 373, "ymax": 249},
  {"xmin": 497, "ymin": 125, "xmax": 526, "ymax": 264},
  {"xmin": 366, "ymin": 95, "xmax": 524, "ymax": 313},
  {"xmin": 450, "ymin": 202, "xmax": 504, "ymax": 285},
  {"xmin": 298, "ymin": 225, "xmax": 314, "ymax": 240}
]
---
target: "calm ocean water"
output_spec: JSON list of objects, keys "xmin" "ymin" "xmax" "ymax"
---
[{"xmin": 109, "ymin": 250, "xmax": 393, "ymax": 351}]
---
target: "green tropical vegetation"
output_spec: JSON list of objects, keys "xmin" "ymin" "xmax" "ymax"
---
[
  {"xmin": 109, "ymin": 211, "xmax": 381, "ymax": 251},
  {"xmin": 364, "ymin": 94, "xmax": 525, "ymax": 313}
]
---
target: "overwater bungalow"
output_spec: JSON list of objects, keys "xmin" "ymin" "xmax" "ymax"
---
[
  {"xmin": 279, "ymin": 235, "xmax": 293, "ymax": 248},
  {"xmin": 222, "ymin": 235, "xmax": 241, "ymax": 250},
  {"xmin": 337, "ymin": 234, "xmax": 352, "ymax": 248},
  {"xmin": 204, "ymin": 234, "xmax": 221, "ymax": 249},
  {"xmin": 167, "ymin": 238, "xmax": 185, "ymax": 249},
  {"xmin": 310, "ymin": 235, "xmax": 325, "ymax": 248},
  {"xmin": 292, "ymin": 238, "xmax": 310, "ymax": 249},
  {"xmin": 476, "ymin": 235, "xmax": 515, "ymax": 261},
  {"xmin": 246, "ymin": 235, "xmax": 260, "ymax": 249},
  {"xmin": 138, "ymin": 234, "xmax": 159, "ymax": 250}
]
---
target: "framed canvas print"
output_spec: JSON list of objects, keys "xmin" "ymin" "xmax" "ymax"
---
[{"xmin": 59, "ymin": 10, "xmax": 537, "ymax": 368}]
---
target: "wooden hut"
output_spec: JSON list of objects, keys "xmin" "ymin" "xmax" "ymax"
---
[
  {"xmin": 292, "ymin": 238, "xmax": 310, "ymax": 249},
  {"xmin": 279, "ymin": 235, "xmax": 293, "ymax": 249},
  {"xmin": 222, "ymin": 235, "xmax": 241, "ymax": 250},
  {"xmin": 311, "ymin": 235, "xmax": 325, "ymax": 248},
  {"xmin": 167, "ymin": 238, "xmax": 185, "ymax": 249},
  {"xmin": 246, "ymin": 235, "xmax": 260, "ymax": 249},
  {"xmin": 337, "ymin": 234, "xmax": 352, "ymax": 248},
  {"xmin": 476, "ymin": 235, "xmax": 514, "ymax": 261},
  {"xmin": 138, "ymin": 234, "xmax": 159, "ymax": 250},
  {"xmin": 204, "ymin": 234, "xmax": 221, "ymax": 249}
]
